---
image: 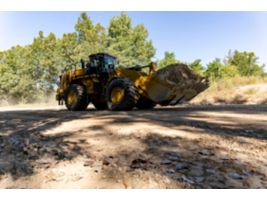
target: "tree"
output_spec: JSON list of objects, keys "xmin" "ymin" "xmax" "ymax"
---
[
  {"xmin": 0, "ymin": 45, "xmax": 36, "ymax": 103},
  {"xmin": 188, "ymin": 59, "xmax": 205, "ymax": 75},
  {"xmin": 131, "ymin": 24, "xmax": 155, "ymax": 65},
  {"xmin": 29, "ymin": 31, "xmax": 60, "ymax": 99},
  {"xmin": 75, "ymin": 12, "xmax": 94, "ymax": 43},
  {"xmin": 226, "ymin": 50, "xmax": 264, "ymax": 76},
  {"xmin": 58, "ymin": 32, "xmax": 79, "ymax": 69},
  {"xmin": 158, "ymin": 52, "xmax": 178, "ymax": 68},
  {"xmin": 205, "ymin": 58, "xmax": 224, "ymax": 79},
  {"xmin": 107, "ymin": 12, "xmax": 155, "ymax": 66},
  {"xmin": 205, "ymin": 58, "xmax": 239, "ymax": 80},
  {"xmin": 74, "ymin": 13, "xmax": 108, "ymax": 60}
]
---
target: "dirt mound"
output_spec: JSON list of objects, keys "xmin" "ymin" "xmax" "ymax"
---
[{"xmin": 153, "ymin": 63, "xmax": 209, "ymax": 103}]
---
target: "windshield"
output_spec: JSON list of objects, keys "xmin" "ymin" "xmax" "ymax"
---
[{"xmin": 104, "ymin": 55, "xmax": 116, "ymax": 70}]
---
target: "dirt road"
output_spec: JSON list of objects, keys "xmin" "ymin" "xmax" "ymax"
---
[{"xmin": 0, "ymin": 105, "xmax": 267, "ymax": 188}]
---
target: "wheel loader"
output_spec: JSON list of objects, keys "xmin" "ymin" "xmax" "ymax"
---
[{"xmin": 56, "ymin": 52, "xmax": 209, "ymax": 111}]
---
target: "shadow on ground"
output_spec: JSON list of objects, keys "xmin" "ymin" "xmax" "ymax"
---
[
  {"xmin": 0, "ymin": 105, "xmax": 267, "ymax": 188},
  {"xmin": 0, "ymin": 109, "xmax": 91, "ymax": 179}
]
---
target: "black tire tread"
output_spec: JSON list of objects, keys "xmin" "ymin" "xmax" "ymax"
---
[
  {"xmin": 106, "ymin": 78, "xmax": 139, "ymax": 111},
  {"xmin": 65, "ymin": 84, "xmax": 89, "ymax": 111}
]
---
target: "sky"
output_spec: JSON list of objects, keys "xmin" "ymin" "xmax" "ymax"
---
[{"xmin": 0, "ymin": 11, "xmax": 267, "ymax": 68}]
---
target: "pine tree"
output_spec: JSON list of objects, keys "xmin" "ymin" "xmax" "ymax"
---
[{"xmin": 107, "ymin": 12, "xmax": 155, "ymax": 67}]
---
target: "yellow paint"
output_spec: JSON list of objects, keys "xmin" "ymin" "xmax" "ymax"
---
[
  {"xmin": 111, "ymin": 87, "xmax": 125, "ymax": 104},
  {"xmin": 82, "ymin": 79, "xmax": 94, "ymax": 94},
  {"xmin": 67, "ymin": 91, "xmax": 77, "ymax": 105}
]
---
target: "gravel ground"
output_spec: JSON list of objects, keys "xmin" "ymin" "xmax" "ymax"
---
[{"xmin": 0, "ymin": 104, "xmax": 267, "ymax": 188}]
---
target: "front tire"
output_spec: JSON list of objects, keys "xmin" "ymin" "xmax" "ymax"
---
[
  {"xmin": 65, "ymin": 84, "xmax": 89, "ymax": 111},
  {"xmin": 106, "ymin": 78, "xmax": 139, "ymax": 111}
]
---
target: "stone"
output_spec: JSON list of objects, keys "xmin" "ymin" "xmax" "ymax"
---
[
  {"xmin": 195, "ymin": 176, "xmax": 205, "ymax": 183},
  {"xmin": 198, "ymin": 149, "xmax": 214, "ymax": 156},
  {"xmin": 175, "ymin": 162, "xmax": 189, "ymax": 170},
  {"xmin": 163, "ymin": 151, "xmax": 181, "ymax": 161},
  {"xmin": 160, "ymin": 159, "xmax": 172, "ymax": 165},
  {"xmin": 206, "ymin": 168, "xmax": 216, "ymax": 174},
  {"xmin": 103, "ymin": 158, "xmax": 111, "ymax": 166},
  {"xmin": 227, "ymin": 172, "xmax": 244, "ymax": 180},
  {"xmin": 166, "ymin": 151, "xmax": 181, "ymax": 157},
  {"xmin": 242, "ymin": 169, "xmax": 254, "ymax": 176},
  {"xmin": 73, "ymin": 146, "xmax": 81, "ymax": 153},
  {"xmin": 238, "ymin": 139, "xmax": 248, "ymax": 144},
  {"xmin": 167, "ymin": 156, "xmax": 179, "ymax": 161},
  {"xmin": 130, "ymin": 159, "xmax": 147, "ymax": 169},
  {"xmin": 165, "ymin": 168, "xmax": 175, "ymax": 174},
  {"xmin": 245, "ymin": 130, "xmax": 254, "ymax": 134},
  {"xmin": 181, "ymin": 175, "xmax": 194, "ymax": 184},
  {"xmin": 84, "ymin": 160, "xmax": 94, "ymax": 167},
  {"xmin": 219, "ymin": 156, "xmax": 229, "ymax": 161},
  {"xmin": 188, "ymin": 166, "xmax": 204, "ymax": 177}
]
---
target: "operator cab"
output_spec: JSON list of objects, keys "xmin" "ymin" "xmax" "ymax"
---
[{"xmin": 85, "ymin": 53, "xmax": 117, "ymax": 76}]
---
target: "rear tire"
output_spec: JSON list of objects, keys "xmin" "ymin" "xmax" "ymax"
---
[
  {"xmin": 106, "ymin": 78, "xmax": 139, "ymax": 111},
  {"xmin": 65, "ymin": 84, "xmax": 89, "ymax": 111}
]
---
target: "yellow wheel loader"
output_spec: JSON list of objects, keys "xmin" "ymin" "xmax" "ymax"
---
[{"xmin": 56, "ymin": 53, "xmax": 209, "ymax": 111}]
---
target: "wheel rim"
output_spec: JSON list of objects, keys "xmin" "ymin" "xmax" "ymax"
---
[
  {"xmin": 67, "ymin": 91, "xmax": 77, "ymax": 105},
  {"xmin": 111, "ymin": 87, "xmax": 125, "ymax": 104}
]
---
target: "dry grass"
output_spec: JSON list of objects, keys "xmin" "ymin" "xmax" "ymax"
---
[{"xmin": 191, "ymin": 76, "xmax": 267, "ymax": 105}]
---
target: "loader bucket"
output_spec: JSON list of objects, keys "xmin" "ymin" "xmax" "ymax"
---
[{"xmin": 145, "ymin": 63, "xmax": 209, "ymax": 105}]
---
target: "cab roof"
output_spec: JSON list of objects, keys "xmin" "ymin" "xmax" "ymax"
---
[{"xmin": 89, "ymin": 53, "xmax": 117, "ymax": 59}]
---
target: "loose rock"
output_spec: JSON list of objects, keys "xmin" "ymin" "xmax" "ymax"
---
[
  {"xmin": 160, "ymin": 159, "xmax": 172, "ymax": 165},
  {"xmin": 165, "ymin": 168, "xmax": 175, "ymax": 174},
  {"xmin": 181, "ymin": 175, "xmax": 194, "ymax": 184},
  {"xmin": 195, "ymin": 176, "xmax": 205, "ymax": 183},
  {"xmin": 175, "ymin": 162, "xmax": 189, "ymax": 170},
  {"xmin": 227, "ymin": 172, "xmax": 244, "ymax": 180}
]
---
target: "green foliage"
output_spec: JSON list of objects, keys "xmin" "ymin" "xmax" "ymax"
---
[
  {"xmin": 205, "ymin": 58, "xmax": 239, "ymax": 80},
  {"xmin": 158, "ymin": 52, "xmax": 178, "ymax": 68},
  {"xmin": 58, "ymin": 32, "xmax": 79, "ymax": 68},
  {"xmin": 75, "ymin": 12, "xmax": 94, "ymax": 43},
  {"xmin": 0, "ymin": 46, "xmax": 37, "ymax": 103},
  {"xmin": 205, "ymin": 50, "xmax": 265, "ymax": 80},
  {"xmin": 188, "ymin": 59, "xmax": 205, "ymax": 76},
  {"xmin": 220, "ymin": 64, "xmax": 240, "ymax": 78},
  {"xmin": 107, "ymin": 13, "xmax": 155, "ymax": 66},
  {"xmin": 205, "ymin": 58, "xmax": 224, "ymax": 79},
  {"xmin": 226, "ymin": 50, "xmax": 264, "ymax": 76}
]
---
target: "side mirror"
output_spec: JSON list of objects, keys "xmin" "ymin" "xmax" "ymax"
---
[{"xmin": 80, "ymin": 59, "xmax": 85, "ymax": 69}]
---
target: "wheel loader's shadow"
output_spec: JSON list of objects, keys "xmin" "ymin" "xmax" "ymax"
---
[
  {"xmin": 163, "ymin": 105, "xmax": 267, "ymax": 141},
  {"xmin": 94, "ymin": 104, "xmax": 267, "ymax": 141}
]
